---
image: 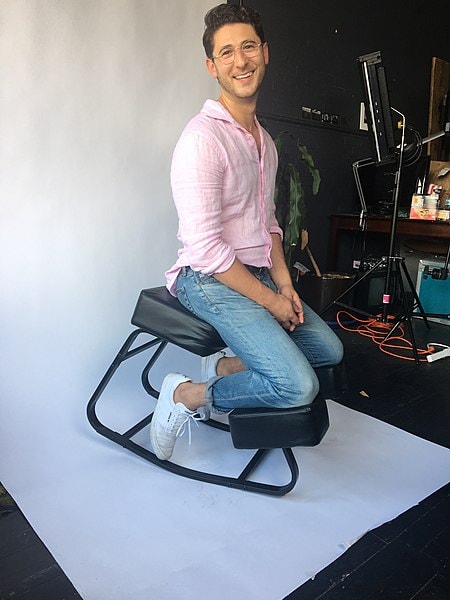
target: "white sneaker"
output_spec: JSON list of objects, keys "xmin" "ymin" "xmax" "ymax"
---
[{"xmin": 150, "ymin": 373, "xmax": 201, "ymax": 460}]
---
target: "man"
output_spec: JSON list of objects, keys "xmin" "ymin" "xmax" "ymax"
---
[{"xmin": 150, "ymin": 3, "xmax": 343, "ymax": 461}]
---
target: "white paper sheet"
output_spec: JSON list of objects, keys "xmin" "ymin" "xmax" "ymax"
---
[{"xmin": 2, "ymin": 390, "xmax": 449, "ymax": 600}]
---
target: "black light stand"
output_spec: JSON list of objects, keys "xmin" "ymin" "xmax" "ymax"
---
[
  {"xmin": 319, "ymin": 50, "xmax": 438, "ymax": 363},
  {"xmin": 378, "ymin": 108, "xmax": 429, "ymax": 327},
  {"xmin": 323, "ymin": 116, "xmax": 450, "ymax": 362},
  {"xmin": 320, "ymin": 51, "xmax": 450, "ymax": 363},
  {"xmin": 320, "ymin": 109, "xmax": 430, "ymax": 363}
]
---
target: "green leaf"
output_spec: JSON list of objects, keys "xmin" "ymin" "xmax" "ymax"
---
[
  {"xmin": 297, "ymin": 143, "xmax": 321, "ymax": 195},
  {"xmin": 273, "ymin": 132, "xmax": 321, "ymax": 267},
  {"xmin": 274, "ymin": 136, "xmax": 283, "ymax": 156},
  {"xmin": 284, "ymin": 166, "xmax": 305, "ymax": 264}
]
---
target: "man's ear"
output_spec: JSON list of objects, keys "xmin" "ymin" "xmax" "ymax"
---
[
  {"xmin": 263, "ymin": 42, "xmax": 269, "ymax": 65},
  {"xmin": 206, "ymin": 58, "xmax": 218, "ymax": 78}
]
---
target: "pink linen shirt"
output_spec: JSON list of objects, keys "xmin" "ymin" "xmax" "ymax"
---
[{"xmin": 165, "ymin": 99, "xmax": 282, "ymax": 295}]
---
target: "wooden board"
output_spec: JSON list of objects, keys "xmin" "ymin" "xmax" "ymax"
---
[{"xmin": 428, "ymin": 57, "xmax": 450, "ymax": 161}]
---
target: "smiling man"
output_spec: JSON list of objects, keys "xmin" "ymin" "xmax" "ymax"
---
[{"xmin": 150, "ymin": 3, "xmax": 343, "ymax": 461}]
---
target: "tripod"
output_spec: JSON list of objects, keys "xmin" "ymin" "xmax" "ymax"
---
[{"xmin": 321, "ymin": 109, "xmax": 431, "ymax": 364}]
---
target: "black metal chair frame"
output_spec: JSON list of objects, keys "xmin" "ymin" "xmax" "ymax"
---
[{"xmin": 87, "ymin": 287, "xmax": 336, "ymax": 496}]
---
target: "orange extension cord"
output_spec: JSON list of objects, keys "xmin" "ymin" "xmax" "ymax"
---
[{"xmin": 336, "ymin": 310, "xmax": 433, "ymax": 362}]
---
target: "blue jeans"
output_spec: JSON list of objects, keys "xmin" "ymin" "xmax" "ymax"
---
[{"xmin": 176, "ymin": 267, "xmax": 344, "ymax": 413}]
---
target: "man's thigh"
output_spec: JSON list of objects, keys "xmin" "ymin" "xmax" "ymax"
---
[
  {"xmin": 176, "ymin": 268, "xmax": 308, "ymax": 376},
  {"xmin": 289, "ymin": 302, "xmax": 344, "ymax": 366}
]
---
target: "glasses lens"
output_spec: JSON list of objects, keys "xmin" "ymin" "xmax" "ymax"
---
[
  {"xmin": 217, "ymin": 43, "xmax": 260, "ymax": 64},
  {"xmin": 242, "ymin": 42, "xmax": 259, "ymax": 57},
  {"xmin": 218, "ymin": 49, "xmax": 234, "ymax": 64}
]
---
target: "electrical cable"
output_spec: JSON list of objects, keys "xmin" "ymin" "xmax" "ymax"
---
[
  {"xmin": 336, "ymin": 309, "xmax": 433, "ymax": 361},
  {"xmin": 402, "ymin": 125, "xmax": 424, "ymax": 167}
]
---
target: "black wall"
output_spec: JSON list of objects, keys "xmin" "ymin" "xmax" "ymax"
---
[{"xmin": 238, "ymin": 0, "xmax": 450, "ymax": 270}]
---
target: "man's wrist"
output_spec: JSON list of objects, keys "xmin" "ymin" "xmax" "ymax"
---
[
  {"xmin": 256, "ymin": 281, "xmax": 278, "ymax": 310},
  {"xmin": 271, "ymin": 274, "xmax": 293, "ymax": 291}
]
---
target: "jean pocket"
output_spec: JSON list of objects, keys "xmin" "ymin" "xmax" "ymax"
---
[
  {"xmin": 175, "ymin": 281, "xmax": 196, "ymax": 315},
  {"xmin": 192, "ymin": 270, "xmax": 216, "ymax": 285}
]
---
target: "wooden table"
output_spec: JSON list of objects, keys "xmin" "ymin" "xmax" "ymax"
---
[{"xmin": 329, "ymin": 213, "xmax": 450, "ymax": 270}]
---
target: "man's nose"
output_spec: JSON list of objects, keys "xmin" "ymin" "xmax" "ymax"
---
[{"xmin": 233, "ymin": 47, "xmax": 248, "ymax": 66}]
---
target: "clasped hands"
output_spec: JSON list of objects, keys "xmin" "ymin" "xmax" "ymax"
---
[{"xmin": 270, "ymin": 284, "xmax": 304, "ymax": 331}]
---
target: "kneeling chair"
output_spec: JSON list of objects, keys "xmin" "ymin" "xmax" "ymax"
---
[{"xmin": 87, "ymin": 287, "xmax": 346, "ymax": 496}]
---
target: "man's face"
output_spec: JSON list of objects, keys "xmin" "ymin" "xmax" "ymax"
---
[{"xmin": 206, "ymin": 23, "xmax": 269, "ymax": 102}]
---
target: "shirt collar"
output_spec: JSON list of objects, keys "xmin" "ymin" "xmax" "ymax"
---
[
  {"xmin": 201, "ymin": 99, "xmax": 260, "ymax": 132},
  {"xmin": 201, "ymin": 99, "xmax": 235, "ymax": 122}
]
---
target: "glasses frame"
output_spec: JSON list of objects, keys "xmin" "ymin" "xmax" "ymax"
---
[{"xmin": 212, "ymin": 42, "xmax": 264, "ymax": 65}]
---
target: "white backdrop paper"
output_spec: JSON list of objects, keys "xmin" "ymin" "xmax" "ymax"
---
[
  {"xmin": 3, "ymin": 386, "xmax": 450, "ymax": 600},
  {"xmin": 0, "ymin": 0, "xmax": 217, "ymax": 437},
  {"xmin": 0, "ymin": 0, "xmax": 216, "ymax": 568}
]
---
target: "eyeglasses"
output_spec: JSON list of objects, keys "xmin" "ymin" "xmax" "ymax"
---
[{"xmin": 213, "ymin": 41, "xmax": 263, "ymax": 65}]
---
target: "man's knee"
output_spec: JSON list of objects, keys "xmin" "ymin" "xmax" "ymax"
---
[
  {"xmin": 333, "ymin": 338, "xmax": 344, "ymax": 365},
  {"xmin": 323, "ymin": 336, "xmax": 344, "ymax": 366},
  {"xmin": 275, "ymin": 371, "xmax": 319, "ymax": 408}
]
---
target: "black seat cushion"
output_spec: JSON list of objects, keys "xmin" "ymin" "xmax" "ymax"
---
[
  {"xmin": 314, "ymin": 363, "xmax": 347, "ymax": 400},
  {"xmin": 228, "ymin": 393, "xmax": 329, "ymax": 449},
  {"xmin": 131, "ymin": 287, "xmax": 225, "ymax": 357}
]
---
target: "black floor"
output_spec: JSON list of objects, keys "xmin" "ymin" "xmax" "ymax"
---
[
  {"xmin": 286, "ymin": 317, "xmax": 450, "ymax": 600},
  {"xmin": 1, "ymin": 318, "xmax": 449, "ymax": 599}
]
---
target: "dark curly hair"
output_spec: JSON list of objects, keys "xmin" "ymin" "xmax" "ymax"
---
[{"xmin": 202, "ymin": 3, "xmax": 266, "ymax": 59}]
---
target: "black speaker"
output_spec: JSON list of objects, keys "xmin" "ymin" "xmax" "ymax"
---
[
  {"xmin": 296, "ymin": 273, "xmax": 356, "ymax": 321},
  {"xmin": 353, "ymin": 269, "xmax": 397, "ymax": 313}
]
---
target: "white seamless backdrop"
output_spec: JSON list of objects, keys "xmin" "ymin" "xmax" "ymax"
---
[{"xmin": 0, "ymin": 1, "xmax": 217, "ymax": 420}]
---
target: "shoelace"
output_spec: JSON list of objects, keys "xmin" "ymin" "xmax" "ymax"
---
[{"xmin": 173, "ymin": 411, "xmax": 201, "ymax": 446}]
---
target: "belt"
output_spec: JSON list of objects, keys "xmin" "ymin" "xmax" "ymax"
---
[
  {"xmin": 183, "ymin": 264, "xmax": 268, "ymax": 276},
  {"xmin": 244, "ymin": 264, "xmax": 268, "ymax": 275}
]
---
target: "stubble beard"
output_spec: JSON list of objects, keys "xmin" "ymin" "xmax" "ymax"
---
[{"xmin": 216, "ymin": 64, "xmax": 265, "ymax": 102}]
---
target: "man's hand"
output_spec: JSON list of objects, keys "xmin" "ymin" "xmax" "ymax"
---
[
  {"xmin": 278, "ymin": 284, "xmax": 304, "ymax": 323},
  {"xmin": 266, "ymin": 234, "xmax": 304, "ymax": 329},
  {"xmin": 213, "ymin": 259, "xmax": 303, "ymax": 331},
  {"xmin": 267, "ymin": 285, "xmax": 304, "ymax": 331}
]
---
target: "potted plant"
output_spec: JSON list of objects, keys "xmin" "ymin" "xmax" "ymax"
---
[
  {"xmin": 274, "ymin": 131, "xmax": 355, "ymax": 320},
  {"xmin": 274, "ymin": 131, "xmax": 321, "ymax": 273}
]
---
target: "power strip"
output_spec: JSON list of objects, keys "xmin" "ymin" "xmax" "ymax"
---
[{"xmin": 426, "ymin": 343, "xmax": 450, "ymax": 363}]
